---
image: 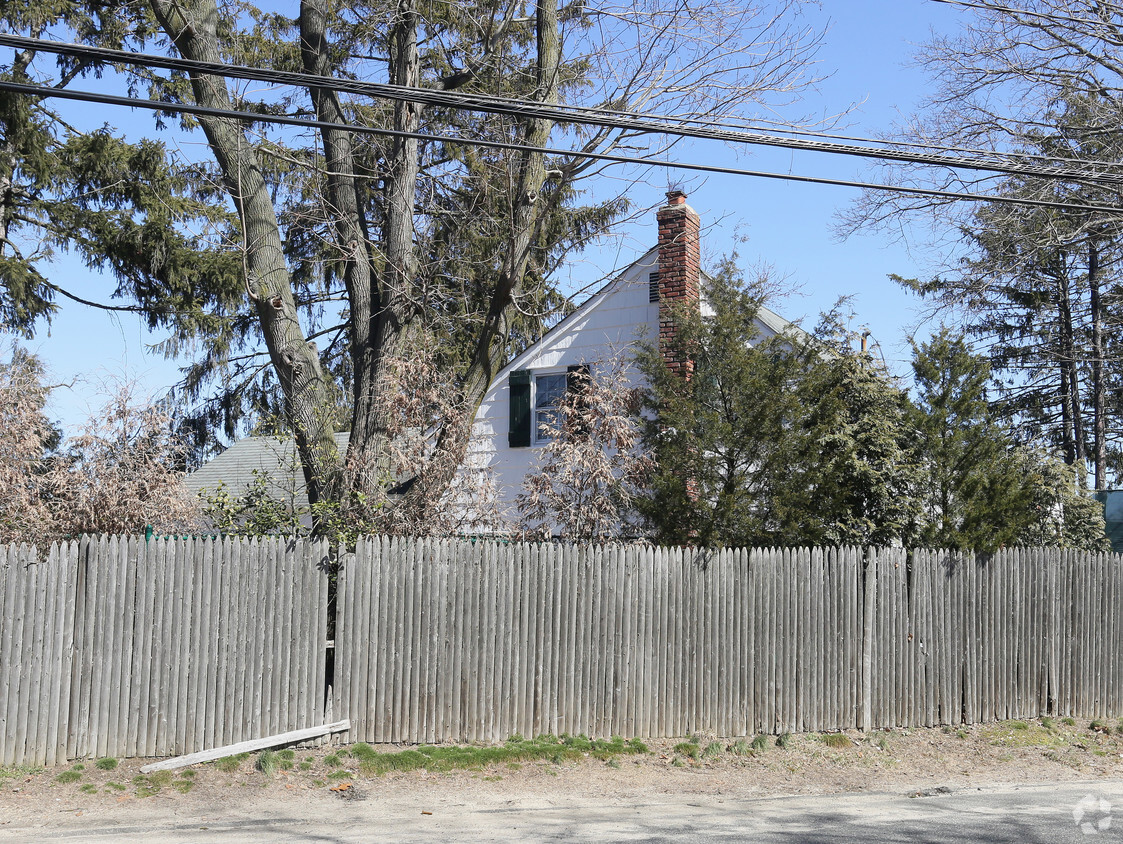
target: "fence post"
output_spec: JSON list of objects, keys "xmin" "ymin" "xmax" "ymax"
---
[{"xmin": 861, "ymin": 546, "xmax": 877, "ymax": 732}]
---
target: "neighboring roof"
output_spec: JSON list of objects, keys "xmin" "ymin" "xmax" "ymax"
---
[{"xmin": 185, "ymin": 432, "xmax": 350, "ymax": 510}]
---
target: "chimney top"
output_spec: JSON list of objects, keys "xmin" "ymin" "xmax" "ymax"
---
[{"xmin": 665, "ymin": 190, "xmax": 687, "ymax": 206}]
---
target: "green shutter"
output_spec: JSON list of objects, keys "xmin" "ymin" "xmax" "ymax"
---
[{"xmin": 508, "ymin": 369, "xmax": 531, "ymax": 448}]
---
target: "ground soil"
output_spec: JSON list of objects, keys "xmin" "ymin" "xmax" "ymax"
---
[{"xmin": 3, "ymin": 718, "xmax": 1123, "ymax": 827}]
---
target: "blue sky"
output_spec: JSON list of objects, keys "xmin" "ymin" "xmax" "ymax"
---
[{"xmin": 16, "ymin": 0, "xmax": 966, "ymax": 434}]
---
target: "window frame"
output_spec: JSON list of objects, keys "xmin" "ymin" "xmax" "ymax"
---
[{"xmin": 532, "ymin": 370, "xmax": 568, "ymax": 445}]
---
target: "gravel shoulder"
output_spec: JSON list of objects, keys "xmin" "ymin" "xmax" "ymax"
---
[{"xmin": 3, "ymin": 718, "xmax": 1123, "ymax": 834}]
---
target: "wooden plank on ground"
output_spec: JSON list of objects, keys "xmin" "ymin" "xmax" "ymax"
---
[{"xmin": 139, "ymin": 720, "xmax": 351, "ymax": 773}]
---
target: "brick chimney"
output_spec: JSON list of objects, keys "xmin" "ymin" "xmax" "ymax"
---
[{"xmin": 656, "ymin": 190, "xmax": 701, "ymax": 375}]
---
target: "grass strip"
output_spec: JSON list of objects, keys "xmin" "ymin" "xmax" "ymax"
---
[{"xmin": 346, "ymin": 734, "xmax": 648, "ymax": 776}]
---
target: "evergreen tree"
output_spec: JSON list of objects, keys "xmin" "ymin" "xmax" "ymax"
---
[
  {"xmin": 774, "ymin": 334, "xmax": 919, "ymax": 547},
  {"xmin": 636, "ymin": 265, "xmax": 919, "ymax": 548},
  {"xmin": 0, "ymin": 0, "xmax": 829, "ymax": 530},
  {"xmin": 635, "ymin": 260, "xmax": 809, "ymax": 547},
  {"xmin": 908, "ymin": 329, "xmax": 1038, "ymax": 550}
]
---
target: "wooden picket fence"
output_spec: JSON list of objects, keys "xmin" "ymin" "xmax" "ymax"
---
[
  {"xmin": 2, "ymin": 537, "xmax": 1123, "ymax": 765},
  {"xmin": 0, "ymin": 536, "xmax": 330, "ymax": 767}
]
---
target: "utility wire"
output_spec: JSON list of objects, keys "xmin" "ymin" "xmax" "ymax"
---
[
  {"xmin": 6, "ymin": 34, "xmax": 1123, "ymax": 187},
  {"xmin": 0, "ymin": 33, "xmax": 1078, "ymax": 170},
  {"xmin": 3, "ymin": 78, "xmax": 1121, "ymax": 214}
]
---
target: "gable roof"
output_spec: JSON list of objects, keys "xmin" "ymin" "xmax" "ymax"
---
[{"xmin": 495, "ymin": 246, "xmax": 808, "ymax": 383}]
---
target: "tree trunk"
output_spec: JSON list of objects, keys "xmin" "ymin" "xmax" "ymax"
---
[
  {"xmin": 150, "ymin": 0, "xmax": 343, "ymax": 509},
  {"xmin": 298, "ymin": 0, "xmax": 420, "ymax": 504},
  {"xmin": 401, "ymin": 0, "xmax": 562, "ymax": 516},
  {"xmin": 345, "ymin": 0, "xmax": 424, "ymax": 498},
  {"xmin": 1090, "ymin": 237, "xmax": 1106, "ymax": 489},
  {"xmin": 1057, "ymin": 267, "xmax": 1084, "ymax": 465}
]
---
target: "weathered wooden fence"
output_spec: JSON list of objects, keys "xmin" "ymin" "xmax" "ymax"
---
[
  {"xmin": 0, "ymin": 536, "xmax": 330, "ymax": 767},
  {"xmin": 2, "ymin": 537, "xmax": 1123, "ymax": 765},
  {"xmin": 334, "ymin": 541, "xmax": 1123, "ymax": 742}
]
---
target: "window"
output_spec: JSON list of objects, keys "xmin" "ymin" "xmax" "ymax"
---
[
  {"xmin": 509, "ymin": 365, "xmax": 589, "ymax": 448},
  {"xmin": 534, "ymin": 372, "xmax": 567, "ymax": 442}
]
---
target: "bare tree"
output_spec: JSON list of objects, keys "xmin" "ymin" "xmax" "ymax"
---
[
  {"xmin": 0, "ymin": 345, "xmax": 200, "ymax": 544},
  {"xmin": 55, "ymin": 381, "xmax": 202, "ymax": 537},
  {"xmin": 4, "ymin": 0, "xmax": 834, "ymax": 531},
  {"xmin": 0, "ymin": 343, "xmax": 57, "ymax": 544},
  {"xmin": 840, "ymin": 2, "xmax": 1123, "ymax": 486}
]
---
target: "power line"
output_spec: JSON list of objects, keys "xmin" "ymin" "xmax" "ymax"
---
[
  {"xmin": 6, "ymin": 34, "xmax": 1123, "ymax": 188},
  {"xmin": 3, "ymin": 78, "xmax": 1121, "ymax": 214},
  {"xmin": 0, "ymin": 33, "xmax": 1075, "ymax": 171}
]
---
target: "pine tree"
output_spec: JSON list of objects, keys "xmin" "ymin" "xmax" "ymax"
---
[
  {"xmin": 908, "ymin": 329, "xmax": 1038, "ymax": 550},
  {"xmin": 636, "ymin": 264, "xmax": 919, "ymax": 548},
  {"xmin": 0, "ymin": 0, "xmax": 829, "ymax": 530}
]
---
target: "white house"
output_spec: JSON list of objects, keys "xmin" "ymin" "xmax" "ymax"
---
[{"xmin": 465, "ymin": 190, "xmax": 801, "ymax": 524}]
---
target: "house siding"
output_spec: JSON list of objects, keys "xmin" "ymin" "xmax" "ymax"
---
[{"xmin": 467, "ymin": 249, "xmax": 659, "ymax": 522}]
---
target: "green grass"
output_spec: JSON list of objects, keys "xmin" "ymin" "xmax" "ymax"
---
[
  {"xmin": 673, "ymin": 742, "xmax": 700, "ymax": 759},
  {"xmin": 751, "ymin": 734, "xmax": 769, "ymax": 752},
  {"xmin": 335, "ymin": 734, "xmax": 650, "ymax": 777},
  {"xmin": 106, "ymin": 781, "xmax": 126, "ymax": 792},
  {"xmin": 1063, "ymin": 717, "xmax": 1077, "ymax": 727},
  {"xmin": 212, "ymin": 752, "xmax": 250, "ymax": 773},
  {"xmin": 299, "ymin": 761, "xmax": 313, "ymax": 771},
  {"xmin": 730, "ymin": 739, "xmax": 751, "ymax": 756},
  {"xmin": 132, "ymin": 771, "xmax": 173, "ymax": 798},
  {"xmin": 776, "ymin": 732, "xmax": 793, "ymax": 749},
  {"xmin": 55, "ymin": 770, "xmax": 82, "ymax": 784},
  {"xmin": 255, "ymin": 750, "xmax": 280, "ymax": 777},
  {"xmin": 820, "ymin": 732, "xmax": 852, "ymax": 748},
  {"xmin": 323, "ymin": 753, "xmax": 344, "ymax": 768},
  {"xmin": 981, "ymin": 723, "xmax": 1066, "ymax": 748},
  {"xmin": 95, "ymin": 757, "xmax": 118, "ymax": 771},
  {"xmin": 1041, "ymin": 717, "xmax": 1055, "ymax": 730},
  {"xmin": 173, "ymin": 779, "xmax": 194, "ymax": 794},
  {"xmin": 78, "ymin": 783, "xmax": 98, "ymax": 794},
  {"xmin": 702, "ymin": 741, "xmax": 724, "ymax": 759},
  {"xmin": 0, "ymin": 764, "xmax": 41, "ymax": 786}
]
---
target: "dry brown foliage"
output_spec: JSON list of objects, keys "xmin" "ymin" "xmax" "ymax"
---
[
  {"xmin": 0, "ymin": 345, "xmax": 200, "ymax": 545},
  {"xmin": 0, "ymin": 346, "xmax": 58, "ymax": 544},
  {"xmin": 55, "ymin": 382, "xmax": 202, "ymax": 537},
  {"xmin": 339, "ymin": 343, "xmax": 506, "ymax": 538},
  {"xmin": 518, "ymin": 354, "xmax": 651, "ymax": 541}
]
